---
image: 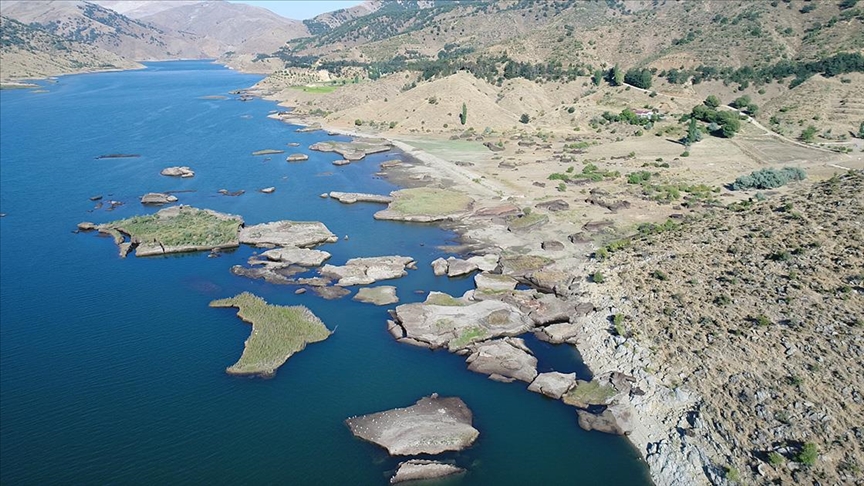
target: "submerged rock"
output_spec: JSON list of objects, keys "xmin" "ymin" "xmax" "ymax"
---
[
  {"xmin": 320, "ymin": 256, "xmax": 415, "ymax": 286},
  {"xmin": 345, "ymin": 394, "xmax": 479, "ymax": 456},
  {"xmin": 390, "ymin": 460, "xmax": 464, "ymax": 484},
  {"xmin": 465, "ymin": 338, "xmax": 538, "ymax": 383}
]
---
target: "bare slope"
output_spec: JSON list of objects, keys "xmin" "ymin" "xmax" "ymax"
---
[
  {"xmin": 0, "ymin": 15, "xmax": 141, "ymax": 81},
  {"xmin": 0, "ymin": 0, "xmax": 208, "ymax": 60}
]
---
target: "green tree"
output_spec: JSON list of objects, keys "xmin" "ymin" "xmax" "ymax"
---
[
  {"xmin": 608, "ymin": 64, "xmax": 623, "ymax": 86},
  {"xmin": 800, "ymin": 125, "xmax": 817, "ymax": 142},
  {"xmin": 704, "ymin": 95, "xmax": 721, "ymax": 108},
  {"xmin": 592, "ymin": 69, "xmax": 604, "ymax": 86},
  {"xmin": 685, "ymin": 117, "xmax": 702, "ymax": 145},
  {"xmin": 624, "ymin": 68, "xmax": 652, "ymax": 89},
  {"xmin": 460, "ymin": 102, "xmax": 467, "ymax": 125},
  {"xmin": 519, "ymin": 113, "xmax": 530, "ymax": 124},
  {"xmin": 730, "ymin": 95, "xmax": 752, "ymax": 110},
  {"xmin": 797, "ymin": 442, "xmax": 818, "ymax": 466},
  {"xmin": 858, "ymin": 120, "xmax": 864, "ymax": 138}
]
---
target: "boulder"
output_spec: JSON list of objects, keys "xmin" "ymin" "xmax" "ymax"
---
[
  {"xmin": 523, "ymin": 270, "xmax": 574, "ymax": 296},
  {"xmin": 345, "ymin": 394, "xmax": 479, "ymax": 456},
  {"xmin": 474, "ymin": 273, "xmax": 518, "ymax": 292},
  {"xmin": 239, "ymin": 221, "xmax": 338, "ymax": 248},
  {"xmin": 140, "ymin": 193, "xmax": 178, "ymax": 205},
  {"xmin": 446, "ymin": 257, "xmax": 478, "ymax": 277},
  {"xmin": 260, "ymin": 187, "xmax": 276, "ymax": 194},
  {"xmin": 286, "ymin": 153, "xmax": 309, "ymax": 162},
  {"xmin": 541, "ymin": 240, "xmax": 565, "ymax": 251},
  {"xmin": 538, "ymin": 322, "xmax": 582, "ymax": 344},
  {"xmin": 431, "ymin": 257, "xmax": 449, "ymax": 276},
  {"xmin": 390, "ymin": 460, "xmax": 464, "ymax": 484},
  {"xmin": 161, "ymin": 166, "xmax": 194, "ymax": 177},
  {"xmin": 320, "ymin": 256, "xmax": 415, "ymax": 286},
  {"xmin": 528, "ymin": 372, "xmax": 578, "ymax": 399},
  {"xmin": 353, "ymin": 286, "xmax": 399, "ymax": 306},
  {"xmin": 260, "ymin": 247, "xmax": 331, "ymax": 267},
  {"xmin": 576, "ymin": 404, "xmax": 634, "ymax": 435},
  {"xmin": 536, "ymin": 199, "xmax": 570, "ymax": 212},
  {"xmin": 392, "ymin": 295, "xmax": 533, "ymax": 351},
  {"xmin": 471, "ymin": 204, "xmax": 521, "ymax": 218},
  {"xmin": 332, "ymin": 159, "xmax": 351, "ymax": 166},
  {"xmin": 466, "ymin": 254, "xmax": 500, "ymax": 272},
  {"xmin": 465, "ymin": 338, "xmax": 538, "ymax": 383}
]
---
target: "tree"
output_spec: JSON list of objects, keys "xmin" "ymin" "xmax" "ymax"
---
[
  {"xmin": 592, "ymin": 69, "xmax": 603, "ymax": 86},
  {"xmin": 624, "ymin": 68, "xmax": 652, "ymax": 89},
  {"xmin": 704, "ymin": 95, "xmax": 721, "ymax": 108},
  {"xmin": 519, "ymin": 113, "xmax": 530, "ymax": 124},
  {"xmin": 460, "ymin": 102, "xmax": 467, "ymax": 125},
  {"xmin": 800, "ymin": 125, "xmax": 818, "ymax": 142},
  {"xmin": 858, "ymin": 120, "xmax": 864, "ymax": 138},
  {"xmin": 608, "ymin": 64, "xmax": 623, "ymax": 86},
  {"xmin": 684, "ymin": 117, "xmax": 702, "ymax": 145},
  {"xmin": 730, "ymin": 95, "xmax": 751, "ymax": 110}
]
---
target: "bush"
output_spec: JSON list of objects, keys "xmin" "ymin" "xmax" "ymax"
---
[
  {"xmin": 768, "ymin": 452, "xmax": 785, "ymax": 465},
  {"xmin": 800, "ymin": 125, "xmax": 818, "ymax": 142},
  {"xmin": 592, "ymin": 272, "xmax": 605, "ymax": 283},
  {"xmin": 627, "ymin": 171, "xmax": 653, "ymax": 184},
  {"xmin": 731, "ymin": 167, "xmax": 806, "ymax": 190},
  {"xmin": 704, "ymin": 95, "xmax": 721, "ymax": 108},
  {"xmin": 797, "ymin": 443, "xmax": 818, "ymax": 466},
  {"xmin": 624, "ymin": 68, "xmax": 653, "ymax": 89},
  {"xmin": 354, "ymin": 119, "xmax": 363, "ymax": 126},
  {"xmin": 520, "ymin": 113, "xmax": 530, "ymax": 124}
]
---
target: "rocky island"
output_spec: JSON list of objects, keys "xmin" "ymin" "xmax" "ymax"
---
[{"xmin": 209, "ymin": 292, "xmax": 332, "ymax": 377}]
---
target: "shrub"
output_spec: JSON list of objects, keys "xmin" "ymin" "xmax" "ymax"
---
[
  {"xmin": 651, "ymin": 270, "xmax": 668, "ymax": 280},
  {"xmin": 731, "ymin": 167, "xmax": 806, "ymax": 190},
  {"xmin": 519, "ymin": 113, "xmax": 530, "ymax": 124},
  {"xmin": 681, "ymin": 150, "xmax": 690, "ymax": 157},
  {"xmin": 768, "ymin": 452, "xmax": 785, "ymax": 465},
  {"xmin": 797, "ymin": 443, "xmax": 818, "ymax": 466},
  {"xmin": 627, "ymin": 171, "xmax": 653, "ymax": 184},
  {"xmin": 592, "ymin": 272, "xmax": 605, "ymax": 283},
  {"xmin": 704, "ymin": 95, "xmax": 721, "ymax": 108},
  {"xmin": 354, "ymin": 119, "xmax": 363, "ymax": 126}
]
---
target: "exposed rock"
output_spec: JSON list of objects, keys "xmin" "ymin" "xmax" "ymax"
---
[
  {"xmin": 466, "ymin": 254, "xmax": 500, "ymax": 272},
  {"xmin": 541, "ymin": 240, "xmax": 565, "ymax": 251},
  {"xmin": 472, "ymin": 204, "xmax": 521, "ymax": 218},
  {"xmin": 332, "ymin": 159, "xmax": 351, "ymax": 166},
  {"xmin": 218, "ymin": 189, "xmax": 245, "ymax": 197},
  {"xmin": 160, "ymin": 166, "xmax": 194, "ymax": 178},
  {"xmin": 390, "ymin": 460, "xmax": 464, "ymax": 484},
  {"xmin": 312, "ymin": 286, "xmax": 351, "ymax": 300},
  {"xmin": 320, "ymin": 256, "xmax": 415, "ymax": 286},
  {"xmin": 294, "ymin": 288, "xmax": 306, "ymax": 295},
  {"xmin": 239, "ymin": 221, "xmax": 338, "ymax": 248},
  {"xmin": 77, "ymin": 221, "xmax": 97, "ymax": 231},
  {"xmin": 380, "ymin": 159, "xmax": 402, "ymax": 168},
  {"xmin": 286, "ymin": 153, "xmax": 309, "ymax": 162},
  {"xmin": 310, "ymin": 139, "xmax": 392, "ymax": 161},
  {"xmin": 528, "ymin": 372, "xmax": 578, "ymax": 399},
  {"xmin": 576, "ymin": 404, "xmax": 634, "ymax": 436},
  {"xmin": 431, "ymin": 257, "xmax": 449, "ymax": 276},
  {"xmin": 474, "ymin": 273, "xmax": 518, "ymax": 292},
  {"xmin": 537, "ymin": 322, "xmax": 582, "ymax": 344},
  {"xmin": 345, "ymin": 394, "xmax": 479, "ymax": 456},
  {"xmin": 392, "ymin": 293, "xmax": 533, "ymax": 351},
  {"xmin": 523, "ymin": 270, "xmax": 574, "ymax": 296},
  {"xmin": 140, "ymin": 192, "xmax": 178, "ymax": 205},
  {"xmin": 252, "ymin": 149, "xmax": 284, "ymax": 156},
  {"xmin": 353, "ymin": 286, "xmax": 399, "ymax": 306},
  {"xmin": 89, "ymin": 195, "xmax": 102, "ymax": 201},
  {"xmin": 446, "ymin": 257, "xmax": 478, "ymax": 277},
  {"xmin": 259, "ymin": 247, "xmax": 331, "ymax": 267},
  {"xmin": 230, "ymin": 263, "xmax": 305, "ymax": 285},
  {"xmin": 568, "ymin": 233, "xmax": 591, "ymax": 244},
  {"xmin": 328, "ymin": 192, "xmax": 393, "ymax": 204},
  {"xmin": 465, "ymin": 338, "xmax": 538, "ymax": 383},
  {"xmin": 506, "ymin": 213, "xmax": 548, "ymax": 232},
  {"xmin": 562, "ymin": 379, "xmax": 618, "ymax": 408},
  {"xmin": 260, "ymin": 187, "xmax": 276, "ymax": 194},
  {"xmin": 535, "ymin": 199, "xmax": 570, "ymax": 212},
  {"xmin": 374, "ymin": 188, "xmax": 474, "ymax": 223},
  {"xmin": 473, "ymin": 289, "xmax": 574, "ymax": 326},
  {"xmin": 484, "ymin": 141, "xmax": 505, "ymax": 152}
]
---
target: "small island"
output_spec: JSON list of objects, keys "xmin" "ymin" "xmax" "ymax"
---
[
  {"xmin": 374, "ymin": 188, "xmax": 473, "ymax": 222},
  {"xmin": 210, "ymin": 292, "xmax": 332, "ymax": 377}
]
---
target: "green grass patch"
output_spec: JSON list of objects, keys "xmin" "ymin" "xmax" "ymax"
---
[
  {"xmin": 562, "ymin": 380, "xmax": 617, "ymax": 407},
  {"xmin": 103, "ymin": 206, "xmax": 242, "ymax": 249},
  {"xmin": 210, "ymin": 292, "xmax": 331, "ymax": 376},
  {"xmin": 425, "ymin": 292, "xmax": 467, "ymax": 306},
  {"xmin": 449, "ymin": 326, "xmax": 488, "ymax": 349},
  {"xmin": 389, "ymin": 188, "xmax": 473, "ymax": 217}
]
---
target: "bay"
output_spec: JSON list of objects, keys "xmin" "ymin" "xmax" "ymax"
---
[{"xmin": 0, "ymin": 61, "xmax": 650, "ymax": 485}]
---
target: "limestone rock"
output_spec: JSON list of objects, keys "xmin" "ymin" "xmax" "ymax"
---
[
  {"xmin": 465, "ymin": 338, "xmax": 538, "ymax": 383},
  {"xmin": 466, "ymin": 254, "xmax": 500, "ymax": 272},
  {"xmin": 328, "ymin": 192, "xmax": 393, "ymax": 204},
  {"xmin": 260, "ymin": 247, "xmax": 331, "ymax": 267},
  {"xmin": 536, "ymin": 199, "xmax": 570, "ymax": 212},
  {"xmin": 161, "ymin": 166, "xmax": 194, "ymax": 177},
  {"xmin": 312, "ymin": 286, "xmax": 351, "ymax": 300},
  {"xmin": 286, "ymin": 153, "xmax": 309, "ymax": 162},
  {"xmin": 390, "ymin": 460, "xmax": 464, "ymax": 484},
  {"xmin": 541, "ymin": 240, "xmax": 565, "ymax": 251},
  {"xmin": 140, "ymin": 193, "xmax": 178, "ymax": 205},
  {"xmin": 260, "ymin": 187, "xmax": 276, "ymax": 194},
  {"xmin": 431, "ymin": 257, "xmax": 449, "ymax": 276},
  {"xmin": 392, "ymin": 295, "xmax": 533, "ymax": 351},
  {"xmin": 576, "ymin": 404, "xmax": 634, "ymax": 436},
  {"xmin": 528, "ymin": 372, "xmax": 578, "ymax": 399},
  {"xmin": 446, "ymin": 257, "xmax": 478, "ymax": 277},
  {"xmin": 239, "ymin": 221, "xmax": 338, "ymax": 248},
  {"xmin": 345, "ymin": 394, "xmax": 479, "ymax": 456},
  {"xmin": 538, "ymin": 322, "xmax": 582, "ymax": 344},
  {"xmin": 474, "ymin": 273, "xmax": 518, "ymax": 292},
  {"xmin": 353, "ymin": 286, "xmax": 399, "ymax": 306},
  {"xmin": 320, "ymin": 256, "xmax": 415, "ymax": 286},
  {"xmin": 77, "ymin": 221, "xmax": 97, "ymax": 231}
]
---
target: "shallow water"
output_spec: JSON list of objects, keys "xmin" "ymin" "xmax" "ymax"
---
[{"xmin": 0, "ymin": 61, "xmax": 651, "ymax": 485}]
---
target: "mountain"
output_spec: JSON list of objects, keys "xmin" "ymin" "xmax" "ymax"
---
[
  {"xmin": 137, "ymin": 1, "xmax": 308, "ymax": 56},
  {"xmin": 0, "ymin": 0, "xmax": 209, "ymax": 60},
  {"xmin": 0, "ymin": 15, "xmax": 141, "ymax": 81},
  {"xmin": 89, "ymin": 1, "xmax": 201, "ymax": 19},
  {"xmin": 303, "ymin": 1, "xmax": 437, "ymax": 35}
]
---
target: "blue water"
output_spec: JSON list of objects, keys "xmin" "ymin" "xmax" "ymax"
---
[{"xmin": 0, "ymin": 61, "xmax": 651, "ymax": 485}]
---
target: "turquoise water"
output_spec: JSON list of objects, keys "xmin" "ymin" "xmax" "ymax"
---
[{"xmin": 0, "ymin": 61, "xmax": 651, "ymax": 485}]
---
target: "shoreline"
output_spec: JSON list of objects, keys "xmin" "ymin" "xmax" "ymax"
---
[{"xmin": 265, "ymin": 105, "xmax": 711, "ymax": 485}]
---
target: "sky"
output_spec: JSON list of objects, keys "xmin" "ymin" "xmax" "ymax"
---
[{"xmin": 229, "ymin": 1, "xmax": 365, "ymax": 20}]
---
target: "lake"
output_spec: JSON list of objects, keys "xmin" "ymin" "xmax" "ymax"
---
[{"xmin": 0, "ymin": 61, "xmax": 650, "ymax": 485}]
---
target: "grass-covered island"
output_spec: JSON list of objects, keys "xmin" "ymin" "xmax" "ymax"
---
[
  {"xmin": 374, "ymin": 188, "xmax": 473, "ymax": 222},
  {"xmin": 96, "ymin": 206, "xmax": 244, "ymax": 257},
  {"xmin": 210, "ymin": 292, "xmax": 332, "ymax": 377}
]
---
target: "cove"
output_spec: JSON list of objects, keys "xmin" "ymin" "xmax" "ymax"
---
[{"xmin": 0, "ymin": 61, "xmax": 651, "ymax": 485}]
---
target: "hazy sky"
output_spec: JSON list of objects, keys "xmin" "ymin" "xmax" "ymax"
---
[{"xmin": 229, "ymin": 1, "xmax": 365, "ymax": 20}]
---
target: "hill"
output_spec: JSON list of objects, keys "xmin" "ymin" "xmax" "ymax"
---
[
  {"xmin": 89, "ymin": 0, "xmax": 201, "ymax": 19},
  {"xmin": 0, "ymin": 0, "xmax": 208, "ymax": 61},
  {"xmin": 584, "ymin": 171, "xmax": 864, "ymax": 485},
  {"xmin": 0, "ymin": 15, "xmax": 141, "ymax": 82}
]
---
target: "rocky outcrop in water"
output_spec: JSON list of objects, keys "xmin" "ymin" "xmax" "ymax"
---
[
  {"xmin": 239, "ymin": 221, "xmax": 338, "ymax": 248},
  {"xmin": 320, "ymin": 256, "xmax": 415, "ymax": 286},
  {"xmin": 353, "ymin": 286, "xmax": 399, "ymax": 306},
  {"xmin": 328, "ymin": 192, "xmax": 393, "ymax": 204},
  {"xmin": 465, "ymin": 337, "xmax": 538, "ymax": 383},
  {"xmin": 390, "ymin": 460, "xmax": 464, "ymax": 484},
  {"xmin": 161, "ymin": 166, "xmax": 195, "ymax": 178},
  {"xmin": 345, "ymin": 394, "xmax": 479, "ymax": 456},
  {"xmin": 140, "ymin": 192, "xmax": 178, "ymax": 205},
  {"xmin": 528, "ymin": 372, "xmax": 578, "ymax": 399},
  {"xmin": 310, "ymin": 138, "xmax": 392, "ymax": 161}
]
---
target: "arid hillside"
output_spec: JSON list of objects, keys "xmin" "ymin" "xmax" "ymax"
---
[{"xmin": 585, "ymin": 171, "xmax": 864, "ymax": 485}]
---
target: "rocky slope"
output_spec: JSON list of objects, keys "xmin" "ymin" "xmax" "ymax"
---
[
  {"xmin": 584, "ymin": 171, "xmax": 864, "ymax": 485},
  {"xmin": 0, "ymin": 15, "xmax": 141, "ymax": 81}
]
